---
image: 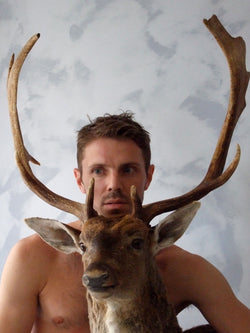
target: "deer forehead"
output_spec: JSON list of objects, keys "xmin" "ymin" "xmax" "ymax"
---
[{"xmin": 80, "ymin": 215, "xmax": 150, "ymax": 245}]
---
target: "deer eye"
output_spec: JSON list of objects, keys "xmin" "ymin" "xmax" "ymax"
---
[
  {"xmin": 131, "ymin": 238, "xmax": 143, "ymax": 250},
  {"xmin": 79, "ymin": 242, "xmax": 87, "ymax": 253}
]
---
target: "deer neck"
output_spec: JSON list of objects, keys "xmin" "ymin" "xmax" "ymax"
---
[{"xmin": 86, "ymin": 264, "xmax": 181, "ymax": 333}]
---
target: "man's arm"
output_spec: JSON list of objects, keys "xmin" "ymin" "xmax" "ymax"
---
[
  {"xmin": 188, "ymin": 254, "xmax": 250, "ymax": 333},
  {"xmin": 158, "ymin": 246, "xmax": 250, "ymax": 333},
  {"xmin": 0, "ymin": 237, "xmax": 44, "ymax": 332}
]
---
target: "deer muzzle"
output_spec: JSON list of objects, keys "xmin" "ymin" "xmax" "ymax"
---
[
  {"xmin": 83, "ymin": 272, "xmax": 109, "ymax": 288},
  {"xmin": 82, "ymin": 264, "xmax": 117, "ymax": 297}
]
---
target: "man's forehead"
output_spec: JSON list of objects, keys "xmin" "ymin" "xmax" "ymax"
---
[
  {"xmin": 81, "ymin": 138, "xmax": 144, "ymax": 163},
  {"xmin": 84, "ymin": 137, "xmax": 141, "ymax": 151}
]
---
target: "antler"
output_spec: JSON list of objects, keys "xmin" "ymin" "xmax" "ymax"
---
[
  {"xmin": 7, "ymin": 33, "xmax": 86, "ymax": 222},
  {"xmin": 7, "ymin": 15, "xmax": 249, "ymax": 226},
  {"xmin": 141, "ymin": 15, "xmax": 250, "ymax": 224}
]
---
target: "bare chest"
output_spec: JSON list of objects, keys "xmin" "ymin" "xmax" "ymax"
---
[
  {"xmin": 33, "ymin": 252, "xmax": 90, "ymax": 332},
  {"xmin": 32, "ymin": 247, "xmax": 189, "ymax": 332}
]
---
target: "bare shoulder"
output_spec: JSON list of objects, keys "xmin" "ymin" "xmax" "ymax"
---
[
  {"xmin": 2, "ymin": 233, "xmax": 59, "ymax": 289},
  {"xmin": 156, "ymin": 245, "xmax": 201, "ymax": 287},
  {"xmin": 0, "ymin": 234, "xmax": 60, "ymax": 313},
  {"xmin": 9, "ymin": 219, "xmax": 81, "ymax": 264},
  {"xmin": 156, "ymin": 244, "xmax": 202, "ymax": 271},
  {"xmin": 159, "ymin": 244, "xmax": 234, "ymax": 285},
  {"xmin": 156, "ymin": 246, "xmax": 221, "ymax": 304},
  {"xmin": 10, "ymin": 233, "xmax": 57, "ymax": 263},
  {"xmin": 156, "ymin": 244, "xmax": 215, "ymax": 270},
  {"xmin": 156, "ymin": 245, "xmax": 237, "ymax": 308},
  {"xmin": 5, "ymin": 220, "xmax": 81, "ymax": 280}
]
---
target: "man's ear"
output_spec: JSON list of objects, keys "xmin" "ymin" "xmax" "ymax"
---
[
  {"xmin": 74, "ymin": 168, "xmax": 86, "ymax": 193},
  {"xmin": 145, "ymin": 164, "xmax": 155, "ymax": 190},
  {"xmin": 25, "ymin": 217, "xmax": 82, "ymax": 254},
  {"xmin": 152, "ymin": 202, "xmax": 201, "ymax": 256}
]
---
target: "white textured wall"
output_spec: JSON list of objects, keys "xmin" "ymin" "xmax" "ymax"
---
[{"xmin": 0, "ymin": 0, "xmax": 249, "ymax": 329}]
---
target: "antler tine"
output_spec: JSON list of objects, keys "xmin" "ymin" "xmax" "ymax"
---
[
  {"xmin": 203, "ymin": 15, "xmax": 249, "ymax": 178},
  {"xmin": 141, "ymin": 15, "xmax": 249, "ymax": 225},
  {"xmin": 84, "ymin": 178, "xmax": 98, "ymax": 221},
  {"xmin": 7, "ymin": 34, "xmax": 85, "ymax": 222},
  {"xmin": 130, "ymin": 185, "xmax": 143, "ymax": 218}
]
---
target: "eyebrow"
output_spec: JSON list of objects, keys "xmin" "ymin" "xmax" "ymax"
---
[
  {"xmin": 120, "ymin": 162, "xmax": 142, "ymax": 168},
  {"xmin": 88, "ymin": 162, "xmax": 142, "ymax": 170},
  {"xmin": 87, "ymin": 163, "xmax": 105, "ymax": 172}
]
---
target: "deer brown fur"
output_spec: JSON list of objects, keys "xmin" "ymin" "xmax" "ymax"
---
[
  {"xmin": 81, "ymin": 215, "xmax": 182, "ymax": 332},
  {"xmin": 25, "ymin": 186, "xmax": 217, "ymax": 332},
  {"xmin": 26, "ymin": 192, "xmax": 209, "ymax": 332}
]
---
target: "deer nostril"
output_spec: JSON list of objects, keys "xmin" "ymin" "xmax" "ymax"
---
[
  {"xmin": 82, "ymin": 275, "xmax": 90, "ymax": 286},
  {"xmin": 82, "ymin": 272, "xmax": 109, "ymax": 288}
]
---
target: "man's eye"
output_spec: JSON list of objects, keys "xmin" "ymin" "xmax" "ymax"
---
[
  {"xmin": 123, "ymin": 166, "xmax": 134, "ymax": 174},
  {"xmin": 92, "ymin": 168, "xmax": 103, "ymax": 175}
]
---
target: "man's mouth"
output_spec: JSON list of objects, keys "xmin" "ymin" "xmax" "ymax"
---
[
  {"xmin": 104, "ymin": 200, "xmax": 128, "ymax": 210},
  {"xmin": 104, "ymin": 198, "xmax": 127, "ymax": 205},
  {"xmin": 101, "ymin": 193, "xmax": 130, "ymax": 214}
]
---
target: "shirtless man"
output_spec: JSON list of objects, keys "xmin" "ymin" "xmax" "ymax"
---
[{"xmin": 0, "ymin": 113, "xmax": 249, "ymax": 332}]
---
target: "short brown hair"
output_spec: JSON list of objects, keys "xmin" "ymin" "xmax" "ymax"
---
[{"xmin": 77, "ymin": 112, "xmax": 151, "ymax": 174}]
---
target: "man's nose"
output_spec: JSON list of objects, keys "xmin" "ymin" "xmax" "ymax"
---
[{"xmin": 107, "ymin": 172, "xmax": 122, "ymax": 191}]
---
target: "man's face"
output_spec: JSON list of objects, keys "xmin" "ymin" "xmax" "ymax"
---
[{"xmin": 74, "ymin": 138, "xmax": 154, "ymax": 217}]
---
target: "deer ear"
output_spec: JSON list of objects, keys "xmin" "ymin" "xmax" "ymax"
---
[
  {"xmin": 152, "ymin": 202, "xmax": 201, "ymax": 256},
  {"xmin": 25, "ymin": 218, "xmax": 81, "ymax": 254}
]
